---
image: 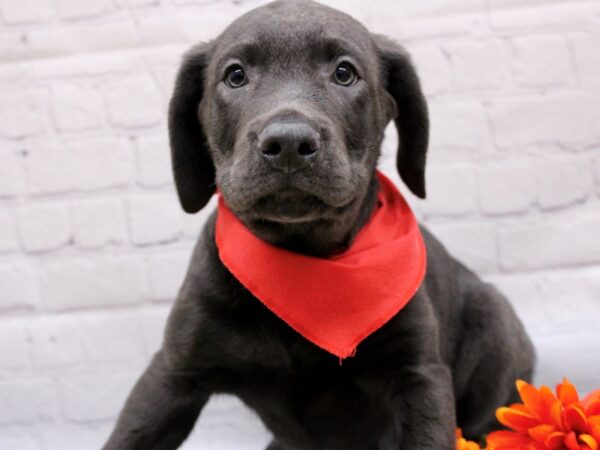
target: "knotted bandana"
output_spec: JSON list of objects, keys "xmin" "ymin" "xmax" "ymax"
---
[{"xmin": 215, "ymin": 171, "xmax": 427, "ymax": 359}]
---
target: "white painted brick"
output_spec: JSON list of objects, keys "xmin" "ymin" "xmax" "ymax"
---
[
  {"xmin": 478, "ymin": 161, "xmax": 536, "ymax": 215},
  {"xmin": 30, "ymin": 316, "xmax": 85, "ymax": 369},
  {"xmin": 136, "ymin": 134, "xmax": 172, "ymax": 186},
  {"xmin": 25, "ymin": 141, "xmax": 76, "ymax": 195},
  {"xmin": 56, "ymin": 0, "xmax": 113, "ymax": 19},
  {"xmin": 18, "ymin": 202, "xmax": 71, "ymax": 253},
  {"xmin": 403, "ymin": 45, "xmax": 450, "ymax": 96},
  {"xmin": 0, "ymin": 262, "xmax": 38, "ymax": 310},
  {"xmin": 444, "ymin": 40, "xmax": 511, "ymax": 91},
  {"xmin": 0, "ymin": 89, "xmax": 47, "ymax": 139},
  {"xmin": 0, "ymin": 380, "xmax": 57, "ymax": 424},
  {"xmin": 71, "ymin": 197, "xmax": 127, "ymax": 249},
  {"xmin": 490, "ymin": 93, "xmax": 600, "ymax": 150},
  {"xmin": 428, "ymin": 222, "xmax": 497, "ymax": 273},
  {"xmin": 182, "ymin": 197, "xmax": 217, "ymax": 239},
  {"xmin": 0, "ymin": 429, "xmax": 38, "ymax": 450},
  {"xmin": 0, "ymin": 149, "xmax": 25, "ymax": 197},
  {"xmin": 536, "ymin": 157, "xmax": 592, "ymax": 210},
  {"xmin": 50, "ymin": 84, "xmax": 105, "ymax": 132},
  {"xmin": 39, "ymin": 423, "xmax": 104, "ymax": 450},
  {"xmin": 25, "ymin": 22, "xmax": 138, "ymax": 60},
  {"xmin": 58, "ymin": 372, "xmax": 139, "ymax": 421},
  {"xmin": 594, "ymin": 156, "xmax": 600, "ymax": 196},
  {"xmin": 1, "ymin": 0, "xmax": 54, "ymax": 23},
  {"xmin": 570, "ymin": 33, "xmax": 600, "ymax": 84},
  {"xmin": 147, "ymin": 250, "xmax": 190, "ymax": 300},
  {"xmin": 0, "ymin": 319, "xmax": 30, "ymax": 370},
  {"xmin": 512, "ymin": 35, "xmax": 574, "ymax": 86},
  {"xmin": 429, "ymin": 100, "xmax": 489, "ymax": 150},
  {"xmin": 419, "ymin": 165, "xmax": 477, "ymax": 218},
  {"xmin": 41, "ymin": 256, "xmax": 146, "ymax": 311},
  {"xmin": 67, "ymin": 136, "xmax": 135, "ymax": 191},
  {"xmin": 499, "ymin": 213, "xmax": 600, "ymax": 271},
  {"xmin": 81, "ymin": 313, "xmax": 146, "ymax": 365},
  {"xmin": 104, "ymin": 75, "xmax": 163, "ymax": 129},
  {"xmin": 489, "ymin": 2, "xmax": 599, "ymax": 30},
  {"xmin": 0, "ymin": 208, "xmax": 19, "ymax": 253},
  {"xmin": 127, "ymin": 193, "xmax": 183, "ymax": 245},
  {"xmin": 140, "ymin": 307, "xmax": 170, "ymax": 356}
]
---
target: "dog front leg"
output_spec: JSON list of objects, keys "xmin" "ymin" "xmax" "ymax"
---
[
  {"xmin": 102, "ymin": 351, "xmax": 209, "ymax": 450},
  {"xmin": 395, "ymin": 363, "xmax": 456, "ymax": 450}
]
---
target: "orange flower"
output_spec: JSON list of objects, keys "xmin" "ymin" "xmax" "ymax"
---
[
  {"xmin": 487, "ymin": 379, "xmax": 600, "ymax": 450},
  {"xmin": 457, "ymin": 428, "xmax": 483, "ymax": 450}
]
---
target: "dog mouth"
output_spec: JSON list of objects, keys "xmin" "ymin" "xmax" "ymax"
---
[{"xmin": 248, "ymin": 189, "xmax": 337, "ymax": 223}]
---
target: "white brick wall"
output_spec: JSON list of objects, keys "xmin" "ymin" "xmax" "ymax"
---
[{"xmin": 0, "ymin": 0, "xmax": 599, "ymax": 448}]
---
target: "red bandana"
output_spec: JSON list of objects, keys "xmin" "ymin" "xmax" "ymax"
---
[{"xmin": 215, "ymin": 171, "xmax": 427, "ymax": 359}]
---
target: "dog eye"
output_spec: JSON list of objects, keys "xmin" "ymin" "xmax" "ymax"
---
[
  {"xmin": 333, "ymin": 62, "xmax": 357, "ymax": 86},
  {"xmin": 225, "ymin": 64, "xmax": 247, "ymax": 88}
]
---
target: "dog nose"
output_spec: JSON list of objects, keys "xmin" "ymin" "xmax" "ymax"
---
[{"xmin": 258, "ymin": 122, "xmax": 320, "ymax": 173}]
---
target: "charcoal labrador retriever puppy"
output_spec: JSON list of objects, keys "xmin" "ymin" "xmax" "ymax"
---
[{"xmin": 103, "ymin": 1, "xmax": 535, "ymax": 449}]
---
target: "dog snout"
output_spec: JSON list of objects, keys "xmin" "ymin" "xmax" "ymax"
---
[{"xmin": 258, "ymin": 122, "xmax": 320, "ymax": 173}]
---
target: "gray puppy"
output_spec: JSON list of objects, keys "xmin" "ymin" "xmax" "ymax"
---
[{"xmin": 103, "ymin": 1, "xmax": 535, "ymax": 449}]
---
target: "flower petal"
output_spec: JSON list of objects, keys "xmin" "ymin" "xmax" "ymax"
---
[
  {"xmin": 487, "ymin": 429, "xmax": 535, "ymax": 448},
  {"xmin": 565, "ymin": 405, "xmax": 588, "ymax": 433},
  {"xmin": 558, "ymin": 379, "xmax": 581, "ymax": 407},
  {"xmin": 580, "ymin": 434, "xmax": 599, "ymax": 450},
  {"xmin": 518, "ymin": 380, "xmax": 549, "ymax": 422},
  {"xmin": 529, "ymin": 424, "xmax": 556, "ymax": 443},
  {"xmin": 497, "ymin": 406, "xmax": 541, "ymax": 433},
  {"xmin": 545, "ymin": 431, "xmax": 568, "ymax": 449}
]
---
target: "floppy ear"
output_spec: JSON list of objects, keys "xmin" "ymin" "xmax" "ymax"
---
[
  {"xmin": 168, "ymin": 42, "xmax": 216, "ymax": 213},
  {"xmin": 374, "ymin": 35, "xmax": 429, "ymax": 199}
]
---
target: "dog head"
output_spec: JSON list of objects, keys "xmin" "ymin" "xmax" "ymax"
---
[{"xmin": 169, "ymin": 0, "xmax": 428, "ymax": 253}]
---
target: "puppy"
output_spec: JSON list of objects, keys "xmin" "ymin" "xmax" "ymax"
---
[{"xmin": 103, "ymin": 1, "xmax": 535, "ymax": 449}]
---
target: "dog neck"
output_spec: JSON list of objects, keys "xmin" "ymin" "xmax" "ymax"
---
[{"xmin": 241, "ymin": 174, "xmax": 380, "ymax": 258}]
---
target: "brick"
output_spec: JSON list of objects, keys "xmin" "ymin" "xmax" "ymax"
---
[
  {"xmin": 67, "ymin": 136, "xmax": 135, "ymax": 191},
  {"xmin": 429, "ymin": 100, "xmax": 489, "ymax": 150},
  {"xmin": 136, "ymin": 134, "xmax": 172, "ymax": 187},
  {"xmin": 489, "ymin": 2, "xmax": 598, "ymax": 30},
  {"xmin": 0, "ymin": 89, "xmax": 47, "ymax": 139},
  {"xmin": 0, "ymin": 379, "xmax": 57, "ymax": 424},
  {"xmin": 0, "ymin": 262, "xmax": 38, "ymax": 310},
  {"xmin": 419, "ymin": 165, "xmax": 477, "ymax": 218},
  {"xmin": 0, "ymin": 208, "xmax": 19, "ymax": 253},
  {"xmin": 18, "ymin": 203, "xmax": 71, "ymax": 253},
  {"xmin": 0, "ymin": 149, "xmax": 24, "ymax": 197},
  {"xmin": 41, "ymin": 256, "xmax": 146, "ymax": 311},
  {"xmin": 58, "ymin": 372, "xmax": 139, "ymax": 421},
  {"xmin": 25, "ymin": 141, "xmax": 76, "ymax": 195},
  {"xmin": 570, "ymin": 33, "xmax": 600, "ymax": 84},
  {"xmin": 30, "ymin": 316, "xmax": 85, "ymax": 369},
  {"xmin": 71, "ymin": 197, "xmax": 127, "ymax": 249},
  {"xmin": 81, "ymin": 313, "xmax": 145, "ymax": 365},
  {"xmin": 499, "ymin": 213, "xmax": 600, "ymax": 271},
  {"xmin": 595, "ymin": 156, "xmax": 600, "ymax": 196},
  {"xmin": 490, "ymin": 93, "xmax": 600, "ymax": 151},
  {"xmin": 429, "ymin": 222, "xmax": 497, "ymax": 274},
  {"xmin": 537, "ymin": 158, "xmax": 592, "ymax": 210},
  {"xmin": 182, "ymin": 196, "xmax": 217, "ymax": 239},
  {"xmin": 39, "ymin": 423, "xmax": 103, "ymax": 450},
  {"xmin": 512, "ymin": 35, "xmax": 573, "ymax": 86},
  {"xmin": 127, "ymin": 193, "xmax": 183, "ymax": 245},
  {"xmin": 147, "ymin": 251, "xmax": 190, "ymax": 300},
  {"xmin": 1, "ymin": 0, "xmax": 54, "ymax": 23},
  {"xmin": 50, "ymin": 84, "xmax": 105, "ymax": 132},
  {"xmin": 56, "ymin": 0, "xmax": 113, "ymax": 19},
  {"xmin": 0, "ymin": 319, "xmax": 30, "ymax": 370},
  {"xmin": 409, "ymin": 45, "xmax": 450, "ymax": 96},
  {"xmin": 140, "ymin": 307, "xmax": 170, "ymax": 356},
  {"xmin": 444, "ymin": 40, "xmax": 511, "ymax": 91},
  {"xmin": 0, "ymin": 427, "xmax": 39, "ymax": 450},
  {"xmin": 104, "ymin": 74, "xmax": 163, "ymax": 128},
  {"xmin": 478, "ymin": 161, "xmax": 536, "ymax": 215}
]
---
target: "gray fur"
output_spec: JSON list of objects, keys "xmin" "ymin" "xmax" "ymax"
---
[{"xmin": 103, "ymin": 1, "xmax": 535, "ymax": 449}]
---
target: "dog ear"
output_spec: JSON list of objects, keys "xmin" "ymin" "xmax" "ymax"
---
[
  {"xmin": 374, "ymin": 35, "xmax": 429, "ymax": 199},
  {"xmin": 168, "ymin": 42, "xmax": 216, "ymax": 213}
]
